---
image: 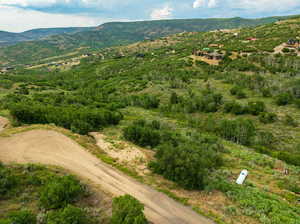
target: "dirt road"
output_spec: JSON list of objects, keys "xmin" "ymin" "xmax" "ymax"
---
[
  {"xmin": 0, "ymin": 116, "xmax": 9, "ymax": 132},
  {"xmin": 0, "ymin": 129, "xmax": 214, "ymax": 224}
]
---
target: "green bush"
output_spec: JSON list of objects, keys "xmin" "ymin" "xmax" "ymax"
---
[
  {"xmin": 8, "ymin": 210, "xmax": 36, "ymax": 224},
  {"xmin": 150, "ymin": 134, "xmax": 223, "ymax": 189},
  {"xmin": 259, "ymin": 112, "xmax": 277, "ymax": 124},
  {"xmin": 123, "ymin": 120, "xmax": 161, "ymax": 148},
  {"xmin": 217, "ymin": 118, "xmax": 256, "ymax": 146},
  {"xmin": 275, "ymin": 93, "xmax": 293, "ymax": 106},
  {"xmin": 224, "ymin": 101, "xmax": 246, "ymax": 115},
  {"xmin": 46, "ymin": 205, "xmax": 89, "ymax": 224},
  {"xmin": 277, "ymin": 152, "xmax": 300, "ymax": 166},
  {"xmin": 9, "ymin": 102, "xmax": 123, "ymax": 135},
  {"xmin": 111, "ymin": 195, "xmax": 148, "ymax": 224},
  {"xmin": 284, "ymin": 115, "xmax": 298, "ymax": 127},
  {"xmin": 230, "ymin": 86, "xmax": 247, "ymax": 99},
  {"xmin": 0, "ymin": 164, "xmax": 18, "ymax": 196},
  {"xmin": 246, "ymin": 101, "xmax": 265, "ymax": 116},
  {"xmin": 126, "ymin": 94, "xmax": 160, "ymax": 109},
  {"xmin": 40, "ymin": 176, "xmax": 84, "ymax": 209},
  {"xmin": 0, "ymin": 219, "xmax": 10, "ymax": 224}
]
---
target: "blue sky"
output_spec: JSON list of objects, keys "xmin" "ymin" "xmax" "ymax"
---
[{"xmin": 1, "ymin": 0, "xmax": 300, "ymax": 32}]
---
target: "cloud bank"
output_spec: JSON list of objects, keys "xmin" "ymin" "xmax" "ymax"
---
[{"xmin": 0, "ymin": 0, "xmax": 300, "ymax": 32}]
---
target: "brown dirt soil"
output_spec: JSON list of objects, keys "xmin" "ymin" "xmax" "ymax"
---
[
  {"xmin": 0, "ymin": 116, "xmax": 9, "ymax": 132},
  {"xmin": 0, "ymin": 129, "xmax": 215, "ymax": 224}
]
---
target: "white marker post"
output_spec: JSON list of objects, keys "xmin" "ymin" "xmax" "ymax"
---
[{"xmin": 236, "ymin": 170, "xmax": 248, "ymax": 185}]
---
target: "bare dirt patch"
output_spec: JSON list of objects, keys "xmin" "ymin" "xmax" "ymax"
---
[
  {"xmin": 90, "ymin": 132, "xmax": 151, "ymax": 176},
  {"xmin": 0, "ymin": 129, "xmax": 214, "ymax": 224},
  {"xmin": 0, "ymin": 116, "xmax": 9, "ymax": 132}
]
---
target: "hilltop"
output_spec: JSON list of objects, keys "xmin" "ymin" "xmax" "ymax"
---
[
  {"xmin": 0, "ymin": 27, "xmax": 94, "ymax": 46},
  {"xmin": 0, "ymin": 16, "xmax": 300, "ymax": 224},
  {"xmin": 0, "ymin": 15, "xmax": 295, "ymax": 67}
]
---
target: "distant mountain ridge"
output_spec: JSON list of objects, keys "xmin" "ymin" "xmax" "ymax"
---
[
  {"xmin": 0, "ymin": 27, "xmax": 95, "ymax": 46},
  {"xmin": 0, "ymin": 15, "xmax": 298, "ymax": 66}
]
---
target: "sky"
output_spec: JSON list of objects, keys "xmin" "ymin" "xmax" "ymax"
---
[{"xmin": 1, "ymin": 0, "xmax": 300, "ymax": 32}]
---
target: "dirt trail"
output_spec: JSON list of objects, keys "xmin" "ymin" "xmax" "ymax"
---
[
  {"xmin": 0, "ymin": 116, "xmax": 9, "ymax": 132},
  {"xmin": 0, "ymin": 130, "xmax": 214, "ymax": 224}
]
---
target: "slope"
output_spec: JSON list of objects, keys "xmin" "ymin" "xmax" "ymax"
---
[
  {"xmin": 0, "ymin": 16, "xmax": 300, "ymax": 224},
  {"xmin": 0, "ymin": 128, "xmax": 214, "ymax": 224},
  {"xmin": 0, "ymin": 15, "xmax": 295, "ymax": 66}
]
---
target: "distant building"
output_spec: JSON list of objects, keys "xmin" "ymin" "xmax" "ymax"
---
[
  {"xmin": 287, "ymin": 39, "xmax": 300, "ymax": 48},
  {"xmin": 209, "ymin": 44, "xmax": 224, "ymax": 48},
  {"xmin": 194, "ymin": 48, "xmax": 225, "ymax": 61},
  {"xmin": 246, "ymin": 37, "xmax": 258, "ymax": 41}
]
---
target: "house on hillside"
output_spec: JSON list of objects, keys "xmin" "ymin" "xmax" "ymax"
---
[
  {"xmin": 193, "ymin": 48, "xmax": 225, "ymax": 61},
  {"xmin": 287, "ymin": 39, "xmax": 300, "ymax": 48},
  {"xmin": 246, "ymin": 37, "xmax": 258, "ymax": 41},
  {"xmin": 209, "ymin": 44, "xmax": 224, "ymax": 48}
]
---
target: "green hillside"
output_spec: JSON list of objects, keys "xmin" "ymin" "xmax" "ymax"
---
[
  {"xmin": 1, "ymin": 16, "xmax": 300, "ymax": 224},
  {"xmin": 0, "ymin": 15, "xmax": 295, "ymax": 66},
  {"xmin": 0, "ymin": 27, "xmax": 94, "ymax": 46}
]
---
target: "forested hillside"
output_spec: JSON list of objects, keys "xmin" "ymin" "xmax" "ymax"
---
[
  {"xmin": 0, "ymin": 27, "xmax": 94, "ymax": 46},
  {"xmin": 0, "ymin": 15, "xmax": 294, "ymax": 66},
  {"xmin": 1, "ymin": 16, "xmax": 300, "ymax": 224}
]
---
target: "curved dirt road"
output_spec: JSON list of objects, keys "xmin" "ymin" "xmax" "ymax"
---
[{"xmin": 0, "ymin": 129, "xmax": 214, "ymax": 224}]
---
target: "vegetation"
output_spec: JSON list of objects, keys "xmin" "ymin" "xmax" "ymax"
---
[
  {"xmin": 1, "ymin": 15, "xmax": 300, "ymax": 224},
  {"xmin": 111, "ymin": 194, "xmax": 148, "ymax": 224}
]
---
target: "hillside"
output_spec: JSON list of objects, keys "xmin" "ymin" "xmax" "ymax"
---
[
  {"xmin": 0, "ymin": 27, "xmax": 94, "ymax": 46},
  {"xmin": 1, "ymin": 16, "xmax": 300, "ymax": 224},
  {"xmin": 0, "ymin": 15, "xmax": 295, "ymax": 66}
]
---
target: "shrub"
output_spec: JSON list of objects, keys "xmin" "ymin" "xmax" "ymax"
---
[
  {"xmin": 259, "ymin": 112, "xmax": 277, "ymax": 124},
  {"xmin": 46, "ymin": 205, "xmax": 89, "ymax": 224},
  {"xmin": 275, "ymin": 93, "xmax": 293, "ymax": 106},
  {"xmin": 224, "ymin": 101, "xmax": 246, "ymax": 115},
  {"xmin": 230, "ymin": 86, "xmax": 247, "ymax": 99},
  {"xmin": 261, "ymin": 88, "xmax": 272, "ymax": 97},
  {"xmin": 0, "ymin": 165, "xmax": 18, "ymax": 196},
  {"xmin": 111, "ymin": 195, "xmax": 148, "ymax": 224},
  {"xmin": 9, "ymin": 102, "xmax": 123, "ymax": 135},
  {"xmin": 150, "ymin": 134, "xmax": 223, "ymax": 190},
  {"xmin": 246, "ymin": 101, "xmax": 265, "ymax": 115},
  {"xmin": 284, "ymin": 115, "xmax": 298, "ymax": 127},
  {"xmin": 0, "ymin": 219, "xmax": 10, "ymax": 224},
  {"xmin": 126, "ymin": 94, "xmax": 160, "ymax": 109},
  {"xmin": 277, "ymin": 152, "xmax": 300, "ymax": 166},
  {"xmin": 8, "ymin": 210, "xmax": 36, "ymax": 224},
  {"xmin": 170, "ymin": 92, "xmax": 179, "ymax": 104},
  {"xmin": 217, "ymin": 118, "xmax": 256, "ymax": 146},
  {"xmin": 123, "ymin": 120, "xmax": 161, "ymax": 148},
  {"xmin": 40, "ymin": 176, "xmax": 84, "ymax": 209}
]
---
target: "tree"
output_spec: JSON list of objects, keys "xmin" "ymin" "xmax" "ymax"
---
[
  {"xmin": 40, "ymin": 176, "xmax": 84, "ymax": 209},
  {"xmin": 217, "ymin": 118, "xmax": 256, "ymax": 146},
  {"xmin": 111, "ymin": 195, "xmax": 148, "ymax": 224},
  {"xmin": 275, "ymin": 93, "xmax": 293, "ymax": 106},
  {"xmin": 170, "ymin": 92, "xmax": 179, "ymax": 104},
  {"xmin": 150, "ymin": 134, "xmax": 223, "ymax": 190},
  {"xmin": 123, "ymin": 120, "xmax": 161, "ymax": 148}
]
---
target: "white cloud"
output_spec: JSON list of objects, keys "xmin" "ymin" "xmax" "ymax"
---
[
  {"xmin": 235, "ymin": 0, "xmax": 299, "ymax": 12},
  {"xmin": 150, "ymin": 5, "xmax": 173, "ymax": 20},
  {"xmin": 193, "ymin": 0, "xmax": 218, "ymax": 9},
  {"xmin": 207, "ymin": 0, "xmax": 217, "ymax": 8},
  {"xmin": 0, "ymin": 5, "xmax": 101, "ymax": 32},
  {"xmin": 193, "ymin": 0, "xmax": 205, "ymax": 8}
]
